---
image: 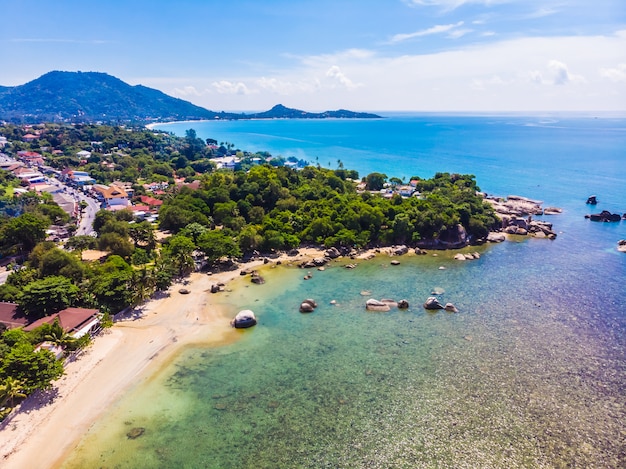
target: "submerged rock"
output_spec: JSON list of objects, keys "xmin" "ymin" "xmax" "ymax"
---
[
  {"xmin": 366, "ymin": 299, "xmax": 391, "ymax": 312},
  {"xmin": 127, "ymin": 427, "xmax": 146, "ymax": 439},
  {"xmin": 397, "ymin": 299, "xmax": 409, "ymax": 309},
  {"xmin": 423, "ymin": 297, "xmax": 444, "ymax": 310}
]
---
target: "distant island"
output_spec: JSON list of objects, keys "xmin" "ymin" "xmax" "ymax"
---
[{"xmin": 0, "ymin": 71, "xmax": 381, "ymax": 124}]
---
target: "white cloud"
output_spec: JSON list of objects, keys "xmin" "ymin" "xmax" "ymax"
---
[
  {"xmin": 390, "ymin": 21, "xmax": 465, "ymax": 43},
  {"xmin": 600, "ymin": 64, "xmax": 626, "ymax": 82},
  {"xmin": 325, "ymin": 66, "xmax": 360, "ymax": 89},
  {"xmin": 174, "ymin": 86, "xmax": 205, "ymax": 96},
  {"xmin": 530, "ymin": 60, "xmax": 586, "ymax": 86},
  {"xmin": 211, "ymin": 80, "xmax": 255, "ymax": 95},
  {"xmin": 447, "ymin": 28, "xmax": 473, "ymax": 39}
]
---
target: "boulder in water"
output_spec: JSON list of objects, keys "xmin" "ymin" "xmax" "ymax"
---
[
  {"xmin": 366, "ymin": 299, "xmax": 391, "ymax": 312},
  {"xmin": 444, "ymin": 303, "xmax": 459, "ymax": 313},
  {"xmin": 231, "ymin": 310, "xmax": 257, "ymax": 328},
  {"xmin": 423, "ymin": 297, "xmax": 444, "ymax": 310}
]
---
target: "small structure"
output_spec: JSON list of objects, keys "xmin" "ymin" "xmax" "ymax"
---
[{"xmin": 231, "ymin": 310, "xmax": 257, "ymax": 328}]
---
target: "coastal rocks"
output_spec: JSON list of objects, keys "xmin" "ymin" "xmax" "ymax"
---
[
  {"xmin": 423, "ymin": 297, "xmax": 444, "ymax": 310},
  {"xmin": 544, "ymin": 207, "xmax": 563, "ymax": 215},
  {"xmin": 618, "ymin": 240, "xmax": 626, "ymax": 253},
  {"xmin": 499, "ymin": 216, "xmax": 557, "ymax": 239},
  {"xmin": 365, "ymin": 299, "xmax": 391, "ymax": 312},
  {"xmin": 300, "ymin": 257, "xmax": 329, "ymax": 268},
  {"xmin": 231, "ymin": 310, "xmax": 257, "ymax": 328},
  {"xmin": 300, "ymin": 299, "xmax": 318, "ymax": 313},
  {"xmin": 393, "ymin": 245, "xmax": 409, "ymax": 256},
  {"xmin": 413, "ymin": 247, "xmax": 428, "ymax": 255},
  {"xmin": 325, "ymin": 247, "xmax": 341, "ymax": 259},
  {"xmin": 250, "ymin": 272, "xmax": 265, "ymax": 284},
  {"xmin": 586, "ymin": 210, "xmax": 622, "ymax": 222},
  {"xmin": 390, "ymin": 260, "xmax": 401, "ymax": 265},
  {"xmin": 486, "ymin": 195, "xmax": 545, "ymax": 217},
  {"xmin": 210, "ymin": 283, "xmax": 225, "ymax": 294},
  {"xmin": 397, "ymin": 299, "xmax": 410, "ymax": 309},
  {"xmin": 178, "ymin": 288, "xmax": 190, "ymax": 294},
  {"xmin": 487, "ymin": 232, "xmax": 506, "ymax": 243},
  {"xmin": 586, "ymin": 195, "xmax": 598, "ymax": 205},
  {"xmin": 444, "ymin": 303, "xmax": 459, "ymax": 313},
  {"xmin": 454, "ymin": 252, "xmax": 480, "ymax": 261}
]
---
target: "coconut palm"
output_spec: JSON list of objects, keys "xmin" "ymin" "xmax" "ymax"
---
[{"xmin": 0, "ymin": 377, "xmax": 27, "ymax": 407}]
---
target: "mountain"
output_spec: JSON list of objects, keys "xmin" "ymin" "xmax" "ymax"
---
[
  {"xmin": 247, "ymin": 104, "xmax": 381, "ymax": 119},
  {"xmin": 0, "ymin": 71, "xmax": 227, "ymax": 123},
  {"xmin": 0, "ymin": 71, "xmax": 381, "ymax": 123}
]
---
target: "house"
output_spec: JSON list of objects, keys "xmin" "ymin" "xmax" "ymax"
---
[
  {"xmin": 22, "ymin": 133, "xmax": 40, "ymax": 142},
  {"xmin": 0, "ymin": 136, "xmax": 8, "ymax": 148},
  {"xmin": 0, "ymin": 302, "xmax": 28, "ymax": 330},
  {"xmin": 23, "ymin": 307, "xmax": 101, "ymax": 338},
  {"xmin": 93, "ymin": 183, "xmax": 130, "ymax": 208},
  {"xmin": 62, "ymin": 169, "xmax": 96, "ymax": 186},
  {"xmin": 76, "ymin": 150, "xmax": 92, "ymax": 159},
  {"xmin": 17, "ymin": 150, "xmax": 45, "ymax": 166},
  {"xmin": 139, "ymin": 195, "xmax": 163, "ymax": 209}
]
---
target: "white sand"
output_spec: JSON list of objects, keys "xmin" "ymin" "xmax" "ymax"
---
[{"xmin": 0, "ymin": 248, "xmax": 336, "ymax": 469}]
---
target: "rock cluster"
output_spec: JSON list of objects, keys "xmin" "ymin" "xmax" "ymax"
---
[
  {"xmin": 454, "ymin": 252, "xmax": 480, "ymax": 261},
  {"xmin": 485, "ymin": 195, "xmax": 559, "ymax": 239},
  {"xmin": 585, "ymin": 210, "xmax": 623, "ymax": 222},
  {"xmin": 423, "ymin": 296, "xmax": 458, "ymax": 313}
]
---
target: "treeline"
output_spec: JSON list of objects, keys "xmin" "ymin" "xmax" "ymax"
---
[{"xmin": 160, "ymin": 165, "xmax": 499, "ymax": 252}]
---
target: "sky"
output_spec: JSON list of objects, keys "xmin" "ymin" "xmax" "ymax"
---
[{"xmin": 0, "ymin": 0, "xmax": 625, "ymax": 112}]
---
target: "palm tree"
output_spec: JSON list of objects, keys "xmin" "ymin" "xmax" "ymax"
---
[
  {"xmin": 0, "ymin": 377, "xmax": 27, "ymax": 407},
  {"xmin": 44, "ymin": 319, "xmax": 76, "ymax": 349}
]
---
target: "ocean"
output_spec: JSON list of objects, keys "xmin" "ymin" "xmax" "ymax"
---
[{"xmin": 62, "ymin": 115, "xmax": 625, "ymax": 468}]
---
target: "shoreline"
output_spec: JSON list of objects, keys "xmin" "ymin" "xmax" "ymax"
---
[
  {"xmin": 0, "ymin": 247, "xmax": 333, "ymax": 469},
  {"xmin": 0, "ymin": 242, "xmax": 510, "ymax": 468}
]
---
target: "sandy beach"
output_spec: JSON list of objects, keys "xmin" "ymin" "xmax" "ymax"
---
[{"xmin": 0, "ymin": 247, "xmax": 349, "ymax": 469}]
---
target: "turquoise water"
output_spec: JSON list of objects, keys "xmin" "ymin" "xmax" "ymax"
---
[{"xmin": 63, "ymin": 116, "xmax": 626, "ymax": 468}]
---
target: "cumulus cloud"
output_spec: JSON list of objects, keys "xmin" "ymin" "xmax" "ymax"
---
[
  {"xmin": 529, "ymin": 60, "xmax": 586, "ymax": 86},
  {"xmin": 390, "ymin": 21, "xmax": 465, "ymax": 43},
  {"xmin": 600, "ymin": 64, "xmax": 626, "ymax": 82},
  {"xmin": 325, "ymin": 66, "xmax": 360, "ymax": 89},
  {"xmin": 211, "ymin": 80, "xmax": 255, "ymax": 95}
]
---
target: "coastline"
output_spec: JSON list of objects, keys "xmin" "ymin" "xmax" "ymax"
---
[{"xmin": 0, "ymin": 247, "xmax": 332, "ymax": 469}]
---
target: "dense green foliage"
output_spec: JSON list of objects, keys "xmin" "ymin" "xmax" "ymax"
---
[{"xmin": 160, "ymin": 166, "xmax": 498, "ymax": 252}]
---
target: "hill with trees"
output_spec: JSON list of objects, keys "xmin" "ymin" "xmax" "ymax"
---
[{"xmin": 0, "ymin": 72, "xmax": 381, "ymax": 124}]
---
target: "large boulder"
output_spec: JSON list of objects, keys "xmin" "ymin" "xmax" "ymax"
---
[
  {"xmin": 444, "ymin": 303, "xmax": 459, "ymax": 313},
  {"xmin": 365, "ymin": 299, "xmax": 391, "ymax": 312},
  {"xmin": 231, "ymin": 310, "xmax": 257, "ymax": 328},
  {"xmin": 423, "ymin": 297, "xmax": 444, "ymax": 310},
  {"xmin": 397, "ymin": 299, "xmax": 410, "ymax": 309},
  {"xmin": 300, "ymin": 302, "xmax": 315, "ymax": 313},
  {"xmin": 586, "ymin": 195, "xmax": 598, "ymax": 205},
  {"xmin": 393, "ymin": 245, "xmax": 409, "ymax": 256},
  {"xmin": 325, "ymin": 247, "xmax": 341, "ymax": 259},
  {"xmin": 618, "ymin": 240, "xmax": 626, "ymax": 253},
  {"xmin": 487, "ymin": 232, "xmax": 506, "ymax": 243}
]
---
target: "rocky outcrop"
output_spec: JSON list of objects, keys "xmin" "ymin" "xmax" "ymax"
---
[
  {"xmin": 586, "ymin": 195, "xmax": 598, "ymax": 205},
  {"xmin": 586, "ymin": 210, "xmax": 622, "ymax": 222},
  {"xmin": 416, "ymin": 224, "xmax": 468, "ymax": 249},
  {"xmin": 423, "ymin": 297, "xmax": 444, "ymax": 310},
  {"xmin": 618, "ymin": 240, "xmax": 626, "ymax": 253},
  {"xmin": 393, "ymin": 245, "xmax": 409, "ymax": 256},
  {"xmin": 454, "ymin": 252, "xmax": 480, "ymax": 261}
]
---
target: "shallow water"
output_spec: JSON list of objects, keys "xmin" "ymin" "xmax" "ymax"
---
[
  {"xmin": 62, "ymin": 115, "xmax": 626, "ymax": 468},
  {"xmin": 62, "ymin": 239, "xmax": 625, "ymax": 468}
]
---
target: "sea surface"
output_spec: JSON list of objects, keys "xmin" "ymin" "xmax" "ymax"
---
[{"xmin": 63, "ymin": 115, "xmax": 625, "ymax": 468}]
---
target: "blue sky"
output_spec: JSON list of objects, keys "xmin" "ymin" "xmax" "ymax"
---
[{"xmin": 1, "ymin": 0, "xmax": 624, "ymax": 112}]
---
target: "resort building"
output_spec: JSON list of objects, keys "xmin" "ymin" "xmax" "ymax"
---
[
  {"xmin": 23, "ymin": 307, "xmax": 101, "ymax": 339},
  {"xmin": 93, "ymin": 183, "xmax": 130, "ymax": 209}
]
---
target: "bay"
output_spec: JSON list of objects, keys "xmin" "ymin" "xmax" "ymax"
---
[{"xmin": 62, "ymin": 115, "xmax": 626, "ymax": 468}]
